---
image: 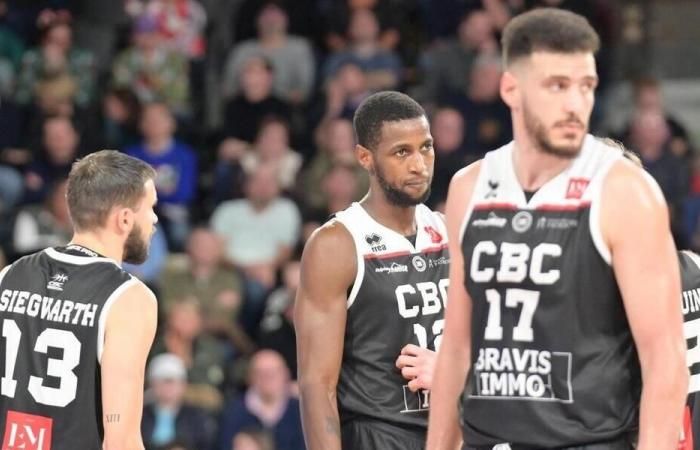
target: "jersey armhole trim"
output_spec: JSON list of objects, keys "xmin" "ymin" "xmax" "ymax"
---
[
  {"xmin": 588, "ymin": 159, "xmax": 619, "ymax": 266},
  {"xmin": 0, "ymin": 264, "xmax": 12, "ymax": 286},
  {"xmin": 97, "ymin": 277, "xmax": 138, "ymax": 364},
  {"xmin": 346, "ymin": 232, "xmax": 364, "ymax": 310},
  {"xmin": 458, "ymin": 166, "xmax": 485, "ymax": 246},
  {"xmin": 682, "ymin": 250, "xmax": 700, "ymax": 272}
]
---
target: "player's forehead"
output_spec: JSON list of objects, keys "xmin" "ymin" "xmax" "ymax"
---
[
  {"xmin": 376, "ymin": 116, "xmax": 431, "ymax": 150},
  {"xmin": 519, "ymin": 51, "xmax": 597, "ymax": 80}
]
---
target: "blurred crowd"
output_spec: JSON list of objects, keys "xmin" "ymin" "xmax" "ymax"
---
[{"xmin": 0, "ymin": 0, "xmax": 697, "ymax": 449}]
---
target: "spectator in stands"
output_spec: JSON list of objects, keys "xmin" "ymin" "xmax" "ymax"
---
[
  {"xmin": 444, "ymin": 53, "xmax": 511, "ymax": 155},
  {"xmin": 232, "ymin": 429, "xmax": 275, "ymax": 450},
  {"xmin": 100, "ymin": 87, "xmax": 142, "ymax": 150},
  {"xmin": 151, "ymin": 297, "xmax": 229, "ymax": 409},
  {"xmin": 428, "ymin": 107, "xmax": 468, "ymax": 210},
  {"xmin": 321, "ymin": 61, "xmax": 371, "ymax": 122},
  {"xmin": 211, "ymin": 164, "xmax": 301, "ymax": 288},
  {"xmin": 24, "ymin": 115, "xmax": 79, "ymax": 203},
  {"xmin": 159, "ymin": 227, "xmax": 254, "ymax": 354},
  {"xmin": 218, "ymin": 349, "xmax": 304, "ymax": 450},
  {"xmin": 322, "ymin": 8, "xmax": 402, "ymax": 91},
  {"xmin": 125, "ymin": 102, "xmax": 197, "ymax": 250},
  {"xmin": 418, "ymin": 9, "xmax": 496, "ymax": 103},
  {"xmin": 223, "ymin": 55, "xmax": 291, "ymax": 143},
  {"xmin": 142, "ymin": 353, "xmax": 215, "ymax": 450},
  {"xmin": 112, "ymin": 14, "xmax": 190, "ymax": 117},
  {"xmin": 320, "ymin": 0, "xmax": 404, "ymax": 52},
  {"xmin": 12, "ymin": 177, "xmax": 70, "ymax": 257},
  {"xmin": 123, "ymin": 224, "xmax": 169, "ymax": 286},
  {"xmin": 0, "ymin": 165, "xmax": 23, "ymax": 222},
  {"xmin": 258, "ymin": 259, "xmax": 300, "ymax": 377},
  {"xmin": 15, "ymin": 10, "xmax": 96, "ymax": 108},
  {"xmin": 223, "ymin": 2, "xmax": 314, "ymax": 105}
]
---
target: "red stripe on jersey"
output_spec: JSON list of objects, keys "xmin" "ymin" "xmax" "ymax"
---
[
  {"xmin": 473, "ymin": 202, "xmax": 519, "ymax": 211},
  {"xmin": 536, "ymin": 201, "xmax": 591, "ymax": 212},
  {"xmin": 364, "ymin": 243, "xmax": 449, "ymax": 260}
]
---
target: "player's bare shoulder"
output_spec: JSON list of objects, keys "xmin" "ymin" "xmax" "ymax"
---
[
  {"xmin": 604, "ymin": 156, "xmax": 666, "ymax": 211},
  {"xmin": 300, "ymin": 219, "xmax": 357, "ymax": 289}
]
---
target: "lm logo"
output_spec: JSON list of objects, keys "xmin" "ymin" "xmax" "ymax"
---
[{"xmin": 2, "ymin": 411, "xmax": 53, "ymax": 450}]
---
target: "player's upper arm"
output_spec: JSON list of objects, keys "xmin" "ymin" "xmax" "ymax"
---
[
  {"xmin": 101, "ymin": 279, "xmax": 157, "ymax": 446},
  {"xmin": 295, "ymin": 221, "xmax": 356, "ymax": 387},
  {"xmin": 601, "ymin": 159, "xmax": 682, "ymax": 350}
]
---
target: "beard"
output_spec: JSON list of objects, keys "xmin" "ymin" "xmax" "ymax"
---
[
  {"xmin": 374, "ymin": 162, "xmax": 431, "ymax": 207},
  {"xmin": 523, "ymin": 100, "xmax": 586, "ymax": 159},
  {"xmin": 123, "ymin": 223, "xmax": 150, "ymax": 264}
]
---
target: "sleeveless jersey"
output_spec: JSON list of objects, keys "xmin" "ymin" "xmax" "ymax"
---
[
  {"xmin": 679, "ymin": 250, "xmax": 700, "ymax": 450},
  {"xmin": 0, "ymin": 245, "xmax": 136, "ymax": 450},
  {"xmin": 460, "ymin": 135, "xmax": 641, "ymax": 447},
  {"xmin": 333, "ymin": 202, "xmax": 449, "ymax": 429}
]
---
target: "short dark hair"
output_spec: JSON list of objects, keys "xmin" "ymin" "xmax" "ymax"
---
[
  {"xmin": 67, "ymin": 150, "xmax": 156, "ymax": 231},
  {"xmin": 353, "ymin": 91, "xmax": 426, "ymax": 151},
  {"xmin": 501, "ymin": 8, "xmax": 600, "ymax": 67}
]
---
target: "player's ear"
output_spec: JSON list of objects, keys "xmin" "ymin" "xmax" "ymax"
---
[
  {"xmin": 115, "ymin": 207, "xmax": 134, "ymax": 234},
  {"xmin": 355, "ymin": 144, "xmax": 374, "ymax": 172},
  {"xmin": 500, "ymin": 70, "xmax": 520, "ymax": 110}
]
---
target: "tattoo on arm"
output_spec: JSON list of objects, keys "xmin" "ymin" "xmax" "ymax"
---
[
  {"xmin": 105, "ymin": 413, "xmax": 120, "ymax": 424},
  {"xmin": 325, "ymin": 416, "xmax": 340, "ymax": 437}
]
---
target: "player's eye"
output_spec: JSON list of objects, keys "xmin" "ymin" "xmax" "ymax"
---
[{"xmin": 396, "ymin": 148, "xmax": 408, "ymax": 157}]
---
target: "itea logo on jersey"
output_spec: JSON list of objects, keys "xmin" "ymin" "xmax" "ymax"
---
[
  {"xmin": 46, "ymin": 273, "xmax": 68, "ymax": 291},
  {"xmin": 2, "ymin": 411, "xmax": 53, "ymax": 450},
  {"xmin": 472, "ymin": 212, "xmax": 507, "ymax": 228},
  {"xmin": 364, "ymin": 233, "xmax": 386, "ymax": 252}
]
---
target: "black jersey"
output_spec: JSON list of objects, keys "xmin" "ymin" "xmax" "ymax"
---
[
  {"xmin": 679, "ymin": 250, "xmax": 700, "ymax": 450},
  {"xmin": 0, "ymin": 245, "xmax": 137, "ymax": 450},
  {"xmin": 460, "ymin": 136, "xmax": 641, "ymax": 447},
  {"xmin": 333, "ymin": 202, "xmax": 449, "ymax": 430}
]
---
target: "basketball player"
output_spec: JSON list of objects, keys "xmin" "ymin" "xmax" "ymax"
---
[
  {"xmin": 427, "ymin": 8, "xmax": 687, "ymax": 450},
  {"xmin": 0, "ymin": 150, "xmax": 159, "ymax": 449},
  {"xmin": 679, "ymin": 250, "xmax": 700, "ymax": 450},
  {"xmin": 295, "ymin": 91, "xmax": 448, "ymax": 449}
]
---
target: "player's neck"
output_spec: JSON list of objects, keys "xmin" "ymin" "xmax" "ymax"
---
[
  {"xmin": 512, "ymin": 135, "xmax": 574, "ymax": 191},
  {"xmin": 361, "ymin": 191, "xmax": 417, "ymax": 237},
  {"xmin": 69, "ymin": 232, "xmax": 124, "ymax": 264}
]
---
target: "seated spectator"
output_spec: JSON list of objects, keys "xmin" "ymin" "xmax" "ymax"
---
[
  {"xmin": 100, "ymin": 87, "xmax": 142, "ymax": 150},
  {"xmin": 159, "ymin": 227, "xmax": 254, "ymax": 355},
  {"xmin": 444, "ymin": 53, "xmax": 511, "ymax": 155},
  {"xmin": 142, "ymin": 353, "xmax": 215, "ymax": 450},
  {"xmin": 223, "ymin": 2, "xmax": 314, "ymax": 105},
  {"xmin": 320, "ymin": 61, "xmax": 371, "ymax": 122},
  {"xmin": 0, "ymin": 165, "xmax": 23, "ymax": 219},
  {"xmin": 151, "ymin": 297, "xmax": 229, "ymax": 409},
  {"xmin": 112, "ymin": 14, "xmax": 190, "ymax": 117},
  {"xmin": 418, "ymin": 9, "xmax": 496, "ymax": 104},
  {"xmin": 322, "ymin": 8, "xmax": 401, "ymax": 91},
  {"xmin": 320, "ymin": 0, "xmax": 405, "ymax": 52},
  {"xmin": 12, "ymin": 178, "xmax": 71, "ymax": 257},
  {"xmin": 218, "ymin": 350, "xmax": 304, "ymax": 450},
  {"xmin": 24, "ymin": 115, "xmax": 79, "ymax": 203},
  {"xmin": 429, "ymin": 107, "xmax": 469, "ymax": 209},
  {"xmin": 232, "ymin": 429, "xmax": 275, "ymax": 450},
  {"xmin": 125, "ymin": 102, "xmax": 197, "ymax": 250},
  {"xmin": 258, "ymin": 260, "xmax": 300, "ymax": 378},
  {"xmin": 302, "ymin": 164, "xmax": 359, "ymax": 228},
  {"xmin": 211, "ymin": 164, "xmax": 301, "ymax": 288},
  {"xmin": 223, "ymin": 55, "xmax": 291, "ymax": 143},
  {"xmin": 15, "ymin": 10, "xmax": 96, "ymax": 108}
]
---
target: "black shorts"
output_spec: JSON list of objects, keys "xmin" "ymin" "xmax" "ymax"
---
[
  {"xmin": 463, "ymin": 434, "xmax": 636, "ymax": 450},
  {"xmin": 341, "ymin": 418, "xmax": 426, "ymax": 450}
]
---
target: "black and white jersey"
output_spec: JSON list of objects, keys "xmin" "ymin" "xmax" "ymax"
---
[
  {"xmin": 0, "ymin": 245, "xmax": 137, "ymax": 450},
  {"xmin": 333, "ymin": 202, "xmax": 449, "ymax": 429},
  {"xmin": 459, "ymin": 136, "xmax": 641, "ymax": 447},
  {"xmin": 679, "ymin": 250, "xmax": 700, "ymax": 450}
]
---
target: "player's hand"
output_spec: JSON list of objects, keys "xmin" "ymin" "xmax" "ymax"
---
[{"xmin": 395, "ymin": 344, "xmax": 436, "ymax": 392}]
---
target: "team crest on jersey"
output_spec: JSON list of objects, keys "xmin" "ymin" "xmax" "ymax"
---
[
  {"xmin": 2, "ymin": 411, "xmax": 53, "ymax": 450},
  {"xmin": 512, "ymin": 211, "xmax": 533, "ymax": 233},
  {"xmin": 364, "ymin": 233, "xmax": 386, "ymax": 252},
  {"xmin": 46, "ymin": 273, "xmax": 68, "ymax": 291},
  {"xmin": 566, "ymin": 178, "xmax": 589, "ymax": 199},
  {"xmin": 424, "ymin": 226, "xmax": 443, "ymax": 244},
  {"xmin": 412, "ymin": 255, "xmax": 427, "ymax": 272}
]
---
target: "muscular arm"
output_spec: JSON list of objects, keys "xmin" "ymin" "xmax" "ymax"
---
[
  {"xmin": 101, "ymin": 281, "xmax": 158, "ymax": 450},
  {"xmin": 294, "ymin": 221, "xmax": 356, "ymax": 450},
  {"xmin": 427, "ymin": 162, "xmax": 481, "ymax": 450},
  {"xmin": 602, "ymin": 161, "xmax": 688, "ymax": 449}
]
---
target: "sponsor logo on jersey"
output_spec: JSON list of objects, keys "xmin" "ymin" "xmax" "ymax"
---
[
  {"xmin": 566, "ymin": 177, "xmax": 589, "ymax": 199},
  {"xmin": 512, "ymin": 211, "xmax": 533, "ymax": 233},
  {"xmin": 486, "ymin": 180, "xmax": 499, "ymax": 199},
  {"xmin": 375, "ymin": 262, "xmax": 409, "ymax": 274},
  {"xmin": 364, "ymin": 233, "xmax": 386, "ymax": 252},
  {"xmin": 536, "ymin": 217, "xmax": 578, "ymax": 230},
  {"xmin": 46, "ymin": 273, "xmax": 68, "ymax": 291},
  {"xmin": 424, "ymin": 226, "xmax": 443, "ymax": 244},
  {"xmin": 2, "ymin": 411, "xmax": 52, "ymax": 450},
  {"xmin": 472, "ymin": 212, "xmax": 507, "ymax": 229},
  {"xmin": 428, "ymin": 256, "xmax": 450, "ymax": 268},
  {"xmin": 412, "ymin": 256, "xmax": 427, "ymax": 272}
]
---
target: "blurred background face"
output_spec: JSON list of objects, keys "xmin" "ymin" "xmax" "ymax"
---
[
  {"xmin": 349, "ymin": 9, "xmax": 379, "ymax": 44},
  {"xmin": 256, "ymin": 121, "xmax": 289, "ymax": 159},
  {"xmin": 326, "ymin": 119, "xmax": 356, "ymax": 160},
  {"xmin": 187, "ymin": 228, "xmax": 223, "ymax": 267},
  {"xmin": 336, "ymin": 63, "xmax": 367, "ymax": 95},
  {"xmin": 323, "ymin": 166, "xmax": 357, "ymax": 205},
  {"xmin": 432, "ymin": 109, "xmax": 464, "ymax": 154},
  {"xmin": 141, "ymin": 104, "xmax": 175, "ymax": 141},
  {"xmin": 47, "ymin": 179, "xmax": 70, "ymax": 221},
  {"xmin": 458, "ymin": 10, "xmax": 493, "ymax": 48},
  {"xmin": 635, "ymin": 84, "xmax": 663, "ymax": 111},
  {"xmin": 257, "ymin": 3, "xmax": 288, "ymax": 36},
  {"xmin": 152, "ymin": 377, "xmax": 187, "ymax": 407},
  {"xmin": 43, "ymin": 118, "xmax": 78, "ymax": 163},
  {"xmin": 241, "ymin": 58, "xmax": 273, "ymax": 99},
  {"xmin": 168, "ymin": 300, "xmax": 203, "ymax": 340},
  {"xmin": 631, "ymin": 110, "xmax": 670, "ymax": 151},
  {"xmin": 249, "ymin": 350, "xmax": 289, "ymax": 401},
  {"xmin": 469, "ymin": 58, "xmax": 502, "ymax": 102},
  {"xmin": 245, "ymin": 165, "xmax": 280, "ymax": 206},
  {"xmin": 43, "ymin": 23, "xmax": 72, "ymax": 52}
]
